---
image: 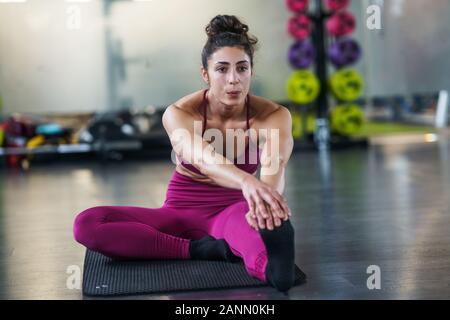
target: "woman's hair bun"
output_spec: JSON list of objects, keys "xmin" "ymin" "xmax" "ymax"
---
[
  {"xmin": 205, "ymin": 15, "xmax": 249, "ymax": 38},
  {"xmin": 201, "ymin": 14, "xmax": 258, "ymax": 69}
]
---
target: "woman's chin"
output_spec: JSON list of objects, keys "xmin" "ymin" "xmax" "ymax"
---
[{"xmin": 223, "ymin": 96, "xmax": 243, "ymax": 105}]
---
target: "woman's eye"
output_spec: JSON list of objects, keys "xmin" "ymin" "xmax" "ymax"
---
[
  {"xmin": 239, "ymin": 67, "xmax": 248, "ymax": 72},
  {"xmin": 218, "ymin": 68, "xmax": 226, "ymax": 73}
]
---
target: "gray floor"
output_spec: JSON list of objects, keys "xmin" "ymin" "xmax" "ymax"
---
[{"xmin": 1, "ymin": 134, "xmax": 450, "ymax": 300}]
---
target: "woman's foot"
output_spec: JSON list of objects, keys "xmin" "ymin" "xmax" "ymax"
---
[
  {"xmin": 259, "ymin": 219, "xmax": 300, "ymax": 292},
  {"xmin": 189, "ymin": 235, "xmax": 241, "ymax": 262}
]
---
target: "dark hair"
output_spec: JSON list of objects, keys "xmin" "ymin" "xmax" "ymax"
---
[{"xmin": 201, "ymin": 15, "xmax": 259, "ymax": 70}]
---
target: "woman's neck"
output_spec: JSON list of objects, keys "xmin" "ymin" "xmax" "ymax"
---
[{"xmin": 206, "ymin": 90, "xmax": 246, "ymax": 122}]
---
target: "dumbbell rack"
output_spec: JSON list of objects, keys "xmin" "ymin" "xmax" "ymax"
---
[{"xmin": 291, "ymin": 0, "xmax": 369, "ymax": 151}]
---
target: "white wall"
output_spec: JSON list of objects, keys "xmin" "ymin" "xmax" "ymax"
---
[
  {"xmin": 359, "ymin": 0, "xmax": 450, "ymax": 97},
  {"xmin": 106, "ymin": 0, "xmax": 295, "ymax": 108},
  {"xmin": 0, "ymin": 0, "xmax": 108, "ymax": 114},
  {"xmin": 0, "ymin": 0, "xmax": 295, "ymax": 114}
]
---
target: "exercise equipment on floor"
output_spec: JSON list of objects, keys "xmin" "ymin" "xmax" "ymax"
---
[
  {"xmin": 0, "ymin": 113, "xmax": 84, "ymax": 169},
  {"xmin": 26, "ymin": 135, "xmax": 46, "ymax": 149},
  {"xmin": 36, "ymin": 123, "xmax": 65, "ymax": 136},
  {"xmin": 326, "ymin": 11, "xmax": 356, "ymax": 37},
  {"xmin": 329, "ymin": 68, "xmax": 364, "ymax": 102},
  {"xmin": 288, "ymin": 40, "xmax": 316, "ymax": 69},
  {"xmin": 286, "ymin": 70, "xmax": 320, "ymax": 105},
  {"xmin": 328, "ymin": 38, "xmax": 361, "ymax": 68},
  {"xmin": 79, "ymin": 110, "xmax": 138, "ymax": 144},
  {"xmin": 3, "ymin": 135, "xmax": 27, "ymax": 168},
  {"xmin": 3, "ymin": 115, "xmax": 37, "ymax": 138},
  {"xmin": 330, "ymin": 104, "xmax": 366, "ymax": 136},
  {"xmin": 287, "ymin": 14, "xmax": 311, "ymax": 39}
]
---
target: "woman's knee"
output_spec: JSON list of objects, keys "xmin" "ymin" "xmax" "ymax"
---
[
  {"xmin": 235, "ymin": 200, "xmax": 249, "ymax": 212},
  {"xmin": 73, "ymin": 206, "xmax": 110, "ymax": 249}
]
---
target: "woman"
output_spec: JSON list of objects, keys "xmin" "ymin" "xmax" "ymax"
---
[{"xmin": 73, "ymin": 15, "xmax": 306, "ymax": 292}]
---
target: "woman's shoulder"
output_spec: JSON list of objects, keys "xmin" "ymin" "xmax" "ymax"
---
[
  {"xmin": 170, "ymin": 89, "xmax": 205, "ymax": 116},
  {"xmin": 169, "ymin": 90, "xmax": 289, "ymax": 121},
  {"xmin": 249, "ymin": 94, "xmax": 290, "ymax": 123}
]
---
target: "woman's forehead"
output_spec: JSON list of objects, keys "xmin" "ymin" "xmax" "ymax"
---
[{"xmin": 210, "ymin": 47, "xmax": 250, "ymax": 65}]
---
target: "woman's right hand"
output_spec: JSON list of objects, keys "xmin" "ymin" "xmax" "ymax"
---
[{"xmin": 240, "ymin": 174, "xmax": 290, "ymax": 230}]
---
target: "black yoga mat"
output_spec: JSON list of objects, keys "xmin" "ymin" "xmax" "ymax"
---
[{"xmin": 82, "ymin": 250, "xmax": 306, "ymax": 297}]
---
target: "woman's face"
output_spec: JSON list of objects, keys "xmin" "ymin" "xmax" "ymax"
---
[{"xmin": 202, "ymin": 46, "xmax": 253, "ymax": 107}]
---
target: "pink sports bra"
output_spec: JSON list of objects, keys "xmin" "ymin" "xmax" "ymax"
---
[{"xmin": 178, "ymin": 89, "xmax": 261, "ymax": 175}]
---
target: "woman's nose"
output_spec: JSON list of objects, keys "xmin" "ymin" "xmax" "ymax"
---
[{"xmin": 228, "ymin": 70, "xmax": 240, "ymax": 84}]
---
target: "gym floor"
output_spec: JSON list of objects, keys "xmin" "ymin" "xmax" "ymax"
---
[{"xmin": 1, "ymin": 132, "xmax": 449, "ymax": 300}]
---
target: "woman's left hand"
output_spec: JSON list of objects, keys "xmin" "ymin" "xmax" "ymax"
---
[{"xmin": 246, "ymin": 202, "xmax": 289, "ymax": 231}]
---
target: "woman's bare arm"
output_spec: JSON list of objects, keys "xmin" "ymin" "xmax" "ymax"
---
[
  {"xmin": 246, "ymin": 105, "xmax": 294, "ymax": 230},
  {"xmin": 258, "ymin": 105, "xmax": 294, "ymax": 195},
  {"xmin": 162, "ymin": 104, "xmax": 251, "ymax": 190}
]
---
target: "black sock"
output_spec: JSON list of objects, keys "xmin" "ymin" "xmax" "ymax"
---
[
  {"xmin": 259, "ymin": 219, "xmax": 299, "ymax": 292},
  {"xmin": 189, "ymin": 235, "xmax": 240, "ymax": 262}
]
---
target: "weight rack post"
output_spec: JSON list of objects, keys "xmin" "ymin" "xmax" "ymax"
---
[{"xmin": 312, "ymin": 0, "xmax": 331, "ymax": 150}]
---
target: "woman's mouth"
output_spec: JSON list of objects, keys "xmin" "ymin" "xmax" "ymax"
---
[{"xmin": 226, "ymin": 91, "xmax": 241, "ymax": 97}]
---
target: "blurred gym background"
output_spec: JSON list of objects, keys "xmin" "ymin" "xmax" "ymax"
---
[{"xmin": 0, "ymin": 0, "xmax": 449, "ymax": 299}]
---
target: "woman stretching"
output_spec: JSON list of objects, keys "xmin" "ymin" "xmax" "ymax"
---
[{"xmin": 73, "ymin": 15, "xmax": 306, "ymax": 292}]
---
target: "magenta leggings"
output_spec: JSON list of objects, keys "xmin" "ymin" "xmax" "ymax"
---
[{"xmin": 73, "ymin": 170, "xmax": 268, "ymax": 282}]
